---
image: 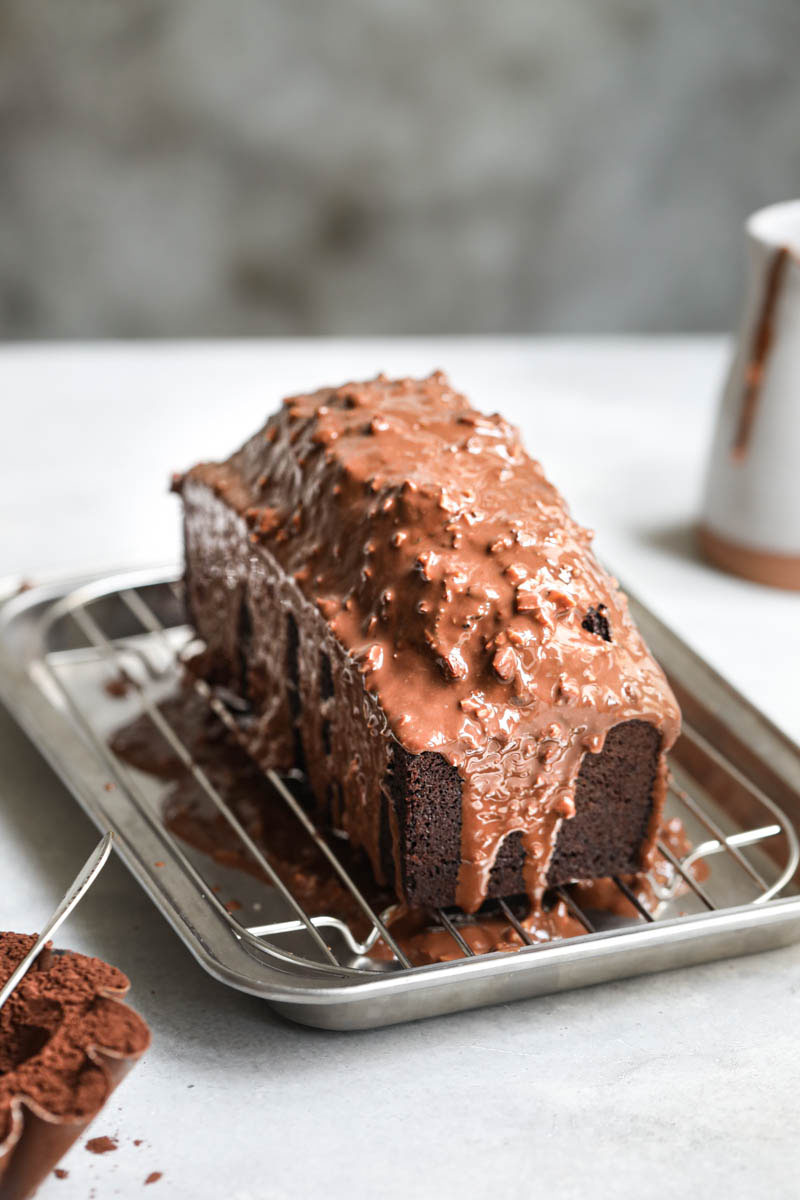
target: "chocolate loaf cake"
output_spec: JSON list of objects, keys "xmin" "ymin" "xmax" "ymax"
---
[{"xmin": 176, "ymin": 373, "xmax": 680, "ymax": 913}]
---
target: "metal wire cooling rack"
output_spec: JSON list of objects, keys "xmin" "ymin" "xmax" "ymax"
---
[{"xmin": 1, "ymin": 567, "xmax": 799, "ymax": 1028}]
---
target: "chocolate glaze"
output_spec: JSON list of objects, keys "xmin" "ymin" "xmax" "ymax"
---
[
  {"xmin": 732, "ymin": 246, "xmax": 790, "ymax": 460},
  {"xmin": 373, "ymin": 901, "xmax": 585, "ymax": 965},
  {"xmin": 0, "ymin": 935, "xmax": 149, "ymax": 1200},
  {"xmin": 103, "ymin": 674, "xmax": 132, "ymax": 700},
  {"xmin": 178, "ymin": 374, "xmax": 680, "ymax": 913}
]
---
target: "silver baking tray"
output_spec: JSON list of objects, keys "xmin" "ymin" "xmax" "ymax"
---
[{"xmin": 1, "ymin": 566, "xmax": 799, "ymax": 1030}]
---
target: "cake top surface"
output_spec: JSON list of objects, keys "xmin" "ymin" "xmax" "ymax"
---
[
  {"xmin": 185, "ymin": 372, "xmax": 680, "ymax": 909},
  {"xmin": 0, "ymin": 934, "xmax": 150, "ymax": 1146}
]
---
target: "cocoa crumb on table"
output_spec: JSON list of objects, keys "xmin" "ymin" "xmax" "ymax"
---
[{"xmin": 86, "ymin": 1135, "xmax": 118, "ymax": 1154}]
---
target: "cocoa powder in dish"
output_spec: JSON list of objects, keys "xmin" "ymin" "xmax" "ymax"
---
[{"xmin": 0, "ymin": 934, "xmax": 150, "ymax": 1145}]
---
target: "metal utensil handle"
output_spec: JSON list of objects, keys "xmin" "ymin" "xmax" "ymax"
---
[{"xmin": 0, "ymin": 830, "xmax": 114, "ymax": 1010}]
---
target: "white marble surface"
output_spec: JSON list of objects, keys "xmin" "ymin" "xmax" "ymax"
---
[{"xmin": 1, "ymin": 340, "xmax": 799, "ymax": 1199}]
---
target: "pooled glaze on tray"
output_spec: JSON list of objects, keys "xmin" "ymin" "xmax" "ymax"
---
[{"xmin": 178, "ymin": 373, "xmax": 680, "ymax": 911}]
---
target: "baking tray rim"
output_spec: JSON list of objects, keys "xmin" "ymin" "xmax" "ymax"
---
[{"xmin": 2, "ymin": 566, "xmax": 800, "ymax": 1021}]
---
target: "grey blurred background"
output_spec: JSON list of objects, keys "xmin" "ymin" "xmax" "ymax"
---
[{"xmin": 1, "ymin": 0, "xmax": 798, "ymax": 340}]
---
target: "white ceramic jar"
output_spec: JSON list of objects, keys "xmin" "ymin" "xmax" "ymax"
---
[{"xmin": 700, "ymin": 199, "xmax": 800, "ymax": 589}]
